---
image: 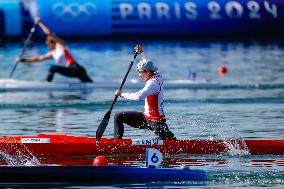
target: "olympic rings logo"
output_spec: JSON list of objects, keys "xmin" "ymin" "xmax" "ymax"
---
[{"xmin": 52, "ymin": 2, "xmax": 96, "ymax": 23}]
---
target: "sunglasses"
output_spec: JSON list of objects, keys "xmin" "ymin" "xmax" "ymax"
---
[{"xmin": 46, "ymin": 40, "xmax": 55, "ymax": 44}]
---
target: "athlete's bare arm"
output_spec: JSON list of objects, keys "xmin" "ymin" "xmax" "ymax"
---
[
  {"xmin": 35, "ymin": 17, "xmax": 66, "ymax": 47},
  {"xmin": 16, "ymin": 52, "xmax": 52, "ymax": 63}
]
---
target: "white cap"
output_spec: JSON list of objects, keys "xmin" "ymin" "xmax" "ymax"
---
[{"xmin": 136, "ymin": 59, "xmax": 158, "ymax": 72}]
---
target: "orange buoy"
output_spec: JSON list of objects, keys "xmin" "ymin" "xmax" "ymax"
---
[
  {"xmin": 93, "ymin": 156, "xmax": 108, "ymax": 166},
  {"xmin": 218, "ymin": 66, "xmax": 228, "ymax": 75}
]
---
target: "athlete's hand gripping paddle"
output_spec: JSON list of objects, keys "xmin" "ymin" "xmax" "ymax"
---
[
  {"xmin": 96, "ymin": 51, "xmax": 138, "ymax": 142},
  {"xmin": 9, "ymin": 23, "xmax": 38, "ymax": 78}
]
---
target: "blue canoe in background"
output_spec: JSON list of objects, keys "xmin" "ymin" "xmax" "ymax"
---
[{"xmin": 0, "ymin": 165, "xmax": 206, "ymax": 183}]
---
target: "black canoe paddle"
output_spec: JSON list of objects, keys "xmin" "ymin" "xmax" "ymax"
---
[
  {"xmin": 96, "ymin": 52, "xmax": 138, "ymax": 142},
  {"xmin": 9, "ymin": 23, "xmax": 38, "ymax": 78}
]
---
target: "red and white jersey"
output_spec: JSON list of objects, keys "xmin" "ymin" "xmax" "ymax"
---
[
  {"xmin": 51, "ymin": 46, "xmax": 75, "ymax": 67},
  {"xmin": 121, "ymin": 74, "xmax": 165, "ymax": 121}
]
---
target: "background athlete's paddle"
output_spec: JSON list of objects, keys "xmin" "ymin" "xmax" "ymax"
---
[
  {"xmin": 8, "ymin": 23, "xmax": 37, "ymax": 78},
  {"xmin": 96, "ymin": 51, "xmax": 138, "ymax": 142}
]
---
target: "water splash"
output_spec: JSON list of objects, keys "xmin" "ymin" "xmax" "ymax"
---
[
  {"xmin": 0, "ymin": 144, "xmax": 40, "ymax": 166},
  {"xmin": 223, "ymin": 140, "xmax": 249, "ymax": 156},
  {"xmin": 168, "ymin": 106, "xmax": 250, "ymax": 156},
  {"xmin": 202, "ymin": 111, "xmax": 250, "ymax": 156}
]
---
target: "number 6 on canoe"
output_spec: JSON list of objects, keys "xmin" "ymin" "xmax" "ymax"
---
[{"xmin": 96, "ymin": 51, "xmax": 138, "ymax": 142}]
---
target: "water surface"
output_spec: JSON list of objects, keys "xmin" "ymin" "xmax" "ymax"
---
[{"xmin": 0, "ymin": 40, "xmax": 283, "ymax": 187}]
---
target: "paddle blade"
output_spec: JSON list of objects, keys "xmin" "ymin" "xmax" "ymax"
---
[{"xmin": 96, "ymin": 111, "xmax": 111, "ymax": 142}]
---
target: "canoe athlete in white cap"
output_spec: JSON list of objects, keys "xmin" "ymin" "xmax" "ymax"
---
[{"xmin": 114, "ymin": 45, "xmax": 176, "ymax": 140}]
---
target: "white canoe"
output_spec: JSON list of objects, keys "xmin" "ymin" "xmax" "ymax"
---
[
  {"xmin": 0, "ymin": 79, "xmax": 218, "ymax": 91},
  {"xmin": 0, "ymin": 79, "xmax": 281, "ymax": 91}
]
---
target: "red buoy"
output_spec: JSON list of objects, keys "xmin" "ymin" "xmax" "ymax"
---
[
  {"xmin": 218, "ymin": 66, "xmax": 228, "ymax": 75},
  {"xmin": 93, "ymin": 156, "xmax": 108, "ymax": 166}
]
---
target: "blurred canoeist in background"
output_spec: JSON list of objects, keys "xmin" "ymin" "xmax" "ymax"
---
[{"xmin": 16, "ymin": 17, "xmax": 93, "ymax": 83}]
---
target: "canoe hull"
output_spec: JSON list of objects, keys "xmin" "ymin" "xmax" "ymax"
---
[
  {"xmin": 0, "ymin": 165, "xmax": 206, "ymax": 183},
  {"xmin": 0, "ymin": 79, "xmax": 213, "ymax": 91},
  {"xmin": 0, "ymin": 134, "xmax": 283, "ymax": 156}
]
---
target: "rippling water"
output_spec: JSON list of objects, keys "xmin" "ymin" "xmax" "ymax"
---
[{"xmin": 0, "ymin": 40, "xmax": 283, "ymax": 188}]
